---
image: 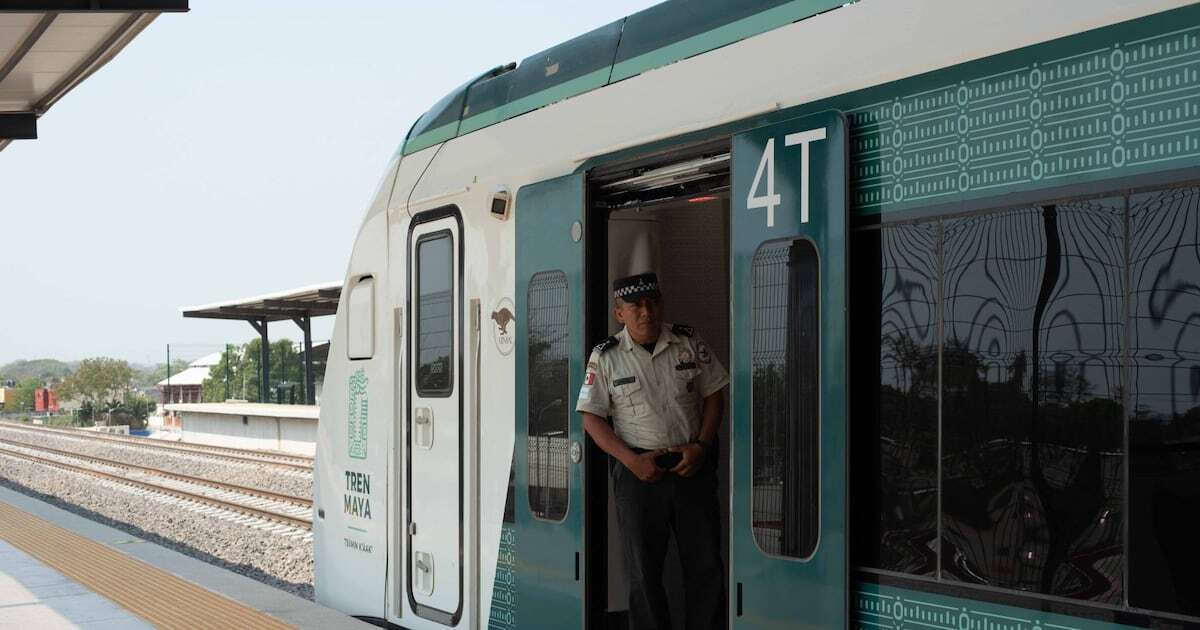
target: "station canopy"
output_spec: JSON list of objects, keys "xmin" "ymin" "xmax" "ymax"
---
[
  {"xmin": 180, "ymin": 282, "xmax": 342, "ymax": 406},
  {"xmin": 180, "ymin": 281, "xmax": 342, "ymax": 322},
  {"xmin": 0, "ymin": 1, "xmax": 188, "ymax": 152}
]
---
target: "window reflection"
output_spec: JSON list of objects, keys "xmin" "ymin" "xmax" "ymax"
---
[
  {"xmin": 940, "ymin": 202, "xmax": 1124, "ymax": 603},
  {"xmin": 1129, "ymin": 187, "xmax": 1200, "ymax": 615},
  {"xmin": 751, "ymin": 240, "xmax": 819, "ymax": 558},
  {"xmin": 851, "ymin": 223, "xmax": 939, "ymax": 576},
  {"xmin": 417, "ymin": 233, "xmax": 453, "ymax": 396},
  {"xmin": 527, "ymin": 271, "xmax": 570, "ymax": 521}
]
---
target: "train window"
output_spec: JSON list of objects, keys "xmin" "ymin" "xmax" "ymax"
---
[
  {"xmin": 751, "ymin": 239, "xmax": 819, "ymax": 558},
  {"xmin": 416, "ymin": 232, "xmax": 454, "ymax": 396},
  {"xmin": 526, "ymin": 270, "xmax": 570, "ymax": 521},
  {"xmin": 941, "ymin": 202, "xmax": 1125, "ymax": 603},
  {"xmin": 347, "ymin": 275, "xmax": 375, "ymax": 360},
  {"xmin": 1129, "ymin": 186, "xmax": 1200, "ymax": 615},
  {"xmin": 850, "ymin": 223, "xmax": 938, "ymax": 576}
]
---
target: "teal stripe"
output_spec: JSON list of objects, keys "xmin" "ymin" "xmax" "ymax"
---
[
  {"xmin": 611, "ymin": 0, "xmax": 841, "ymax": 82},
  {"xmin": 854, "ymin": 582, "xmax": 1141, "ymax": 630},
  {"xmin": 499, "ymin": 67, "xmax": 613, "ymax": 121},
  {"xmin": 400, "ymin": 1, "xmax": 837, "ymax": 155},
  {"xmin": 459, "ymin": 106, "xmax": 508, "ymax": 135},
  {"xmin": 403, "ymin": 120, "xmax": 460, "ymax": 155}
]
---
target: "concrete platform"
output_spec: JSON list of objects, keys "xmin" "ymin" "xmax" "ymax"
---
[
  {"xmin": 0, "ymin": 540, "xmax": 151, "ymax": 629},
  {"xmin": 0, "ymin": 484, "xmax": 371, "ymax": 629}
]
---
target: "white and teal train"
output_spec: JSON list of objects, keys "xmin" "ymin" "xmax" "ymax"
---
[{"xmin": 314, "ymin": 1, "xmax": 1200, "ymax": 628}]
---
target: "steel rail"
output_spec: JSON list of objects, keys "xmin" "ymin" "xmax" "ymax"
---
[
  {"xmin": 0, "ymin": 421, "xmax": 314, "ymax": 471},
  {"xmin": 0, "ymin": 437, "xmax": 311, "ymax": 508},
  {"xmin": 0, "ymin": 445, "xmax": 312, "ymax": 531}
]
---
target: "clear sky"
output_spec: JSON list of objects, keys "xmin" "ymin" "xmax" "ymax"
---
[{"xmin": 0, "ymin": 1, "xmax": 653, "ymax": 365}]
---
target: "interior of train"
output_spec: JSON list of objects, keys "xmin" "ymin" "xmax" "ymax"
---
[{"xmin": 585, "ymin": 138, "xmax": 733, "ymax": 627}]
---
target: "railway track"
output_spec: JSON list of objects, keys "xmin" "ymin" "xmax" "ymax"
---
[
  {"xmin": 0, "ymin": 439, "xmax": 312, "ymax": 531},
  {"xmin": 0, "ymin": 420, "xmax": 314, "ymax": 471}
]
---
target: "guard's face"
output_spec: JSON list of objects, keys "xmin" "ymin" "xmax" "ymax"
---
[{"xmin": 614, "ymin": 295, "xmax": 663, "ymax": 342}]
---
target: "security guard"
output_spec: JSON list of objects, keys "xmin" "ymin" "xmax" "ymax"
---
[{"xmin": 577, "ymin": 272, "xmax": 729, "ymax": 630}]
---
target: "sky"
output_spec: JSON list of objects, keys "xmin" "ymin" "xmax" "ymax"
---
[{"xmin": 0, "ymin": 0, "xmax": 654, "ymax": 365}]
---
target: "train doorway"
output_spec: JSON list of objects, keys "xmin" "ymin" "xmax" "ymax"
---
[{"xmin": 586, "ymin": 139, "xmax": 733, "ymax": 629}]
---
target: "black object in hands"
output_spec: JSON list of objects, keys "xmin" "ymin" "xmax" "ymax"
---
[{"xmin": 655, "ymin": 451, "xmax": 682, "ymax": 470}]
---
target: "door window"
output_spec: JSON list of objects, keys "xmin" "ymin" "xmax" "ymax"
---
[
  {"xmin": 526, "ymin": 270, "xmax": 570, "ymax": 521},
  {"xmin": 751, "ymin": 239, "xmax": 820, "ymax": 559},
  {"xmin": 416, "ymin": 232, "xmax": 454, "ymax": 396}
]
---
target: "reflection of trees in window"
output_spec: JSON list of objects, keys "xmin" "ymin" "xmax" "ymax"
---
[
  {"xmin": 851, "ymin": 223, "xmax": 939, "ymax": 576},
  {"xmin": 852, "ymin": 186, "xmax": 1200, "ymax": 615},
  {"xmin": 1129, "ymin": 187, "xmax": 1200, "ymax": 615},
  {"xmin": 417, "ymin": 233, "xmax": 453, "ymax": 396},
  {"xmin": 941, "ymin": 202, "xmax": 1124, "ymax": 603},
  {"xmin": 751, "ymin": 240, "xmax": 817, "ymax": 558},
  {"xmin": 527, "ymin": 271, "xmax": 569, "ymax": 521}
]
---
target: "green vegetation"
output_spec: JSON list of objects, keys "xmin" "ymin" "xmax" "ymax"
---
[
  {"xmin": 201, "ymin": 338, "xmax": 306, "ymax": 403},
  {"xmin": 1, "ymin": 378, "xmax": 41, "ymax": 413},
  {"xmin": 0, "ymin": 358, "xmax": 73, "ymax": 383}
]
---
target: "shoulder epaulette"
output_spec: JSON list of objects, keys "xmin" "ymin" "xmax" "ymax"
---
[
  {"xmin": 593, "ymin": 336, "xmax": 618, "ymax": 354},
  {"xmin": 672, "ymin": 324, "xmax": 694, "ymax": 337}
]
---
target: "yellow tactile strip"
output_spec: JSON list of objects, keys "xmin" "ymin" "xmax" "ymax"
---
[{"xmin": 0, "ymin": 499, "xmax": 294, "ymax": 630}]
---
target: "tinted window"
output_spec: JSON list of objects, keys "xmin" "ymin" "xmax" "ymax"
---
[
  {"xmin": 507, "ymin": 20, "xmax": 622, "ymax": 104},
  {"xmin": 1129, "ymin": 187, "xmax": 1200, "ymax": 615},
  {"xmin": 408, "ymin": 84, "xmax": 467, "ymax": 139},
  {"xmin": 527, "ymin": 271, "xmax": 570, "ymax": 521},
  {"xmin": 851, "ymin": 223, "xmax": 939, "ymax": 576},
  {"xmin": 416, "ymin": 233, "xmax": 453, "ymax": 396},
  {"xmin": 615, "ymin": 0, "xmax": 792, "ymax": 64},
  {"xmin": 941, "ymin": 203, "xmax": 1124, "ymax": 603},
  {"xmin": 751, "ymin": 239, "xmax": 819, "ymax": 558}
]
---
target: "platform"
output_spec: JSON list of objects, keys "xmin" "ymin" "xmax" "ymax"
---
[{"xmin": 0, "ymin": 484, "xmax": 370, "ymax": 629}]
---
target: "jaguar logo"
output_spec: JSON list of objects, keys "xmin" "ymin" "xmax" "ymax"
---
[
  {"xmin": 491, "ymin": 307, "xmax": 515, "ymax": 334},
  {"xmin": 492, "ymin": 298, "xmax": 515, "ymax": 356}
]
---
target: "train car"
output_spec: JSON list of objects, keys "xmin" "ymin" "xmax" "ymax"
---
[{"xmin": 314, "ymin": 1, "xmax": 1200, "ymax": 628}]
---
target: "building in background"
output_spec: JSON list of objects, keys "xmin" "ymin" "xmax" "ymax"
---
[
  {"xmin": 157, "ymin": 353, "xmax": 220, "ymax": 405},
  {"xmin": 33, "ymin": 388, "xmax": 57, "ymax": 412}
]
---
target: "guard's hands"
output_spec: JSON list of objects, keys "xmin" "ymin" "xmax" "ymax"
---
[
  {"xmin": 626, "ymin": 450, "xmax": 666, "ymax": 482},
  {"xmin": 669, "ymin": 442, "xmax": 706, "ymax": 477}
]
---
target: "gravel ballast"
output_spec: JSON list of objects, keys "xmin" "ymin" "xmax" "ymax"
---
[
  {"xmin": 0, "ymin": 425, "xmax": 311, "ymax": 498},
  {"xmin": 0, "ymin": 451, "xmax": 314, "ymax": 599}
]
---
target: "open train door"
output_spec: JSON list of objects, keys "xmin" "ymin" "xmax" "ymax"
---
[
  {"xmin": 730, "ymin": 111, "xmax": 848, "ymax": 628},
  {"xmin": 514, "ymin": 173, "xmax": 587, "ymax": 629}
]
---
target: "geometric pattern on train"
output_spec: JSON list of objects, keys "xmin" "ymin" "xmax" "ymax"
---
[
  {"xmin": 488, "ymin": 524, "xmax": 517, "ymax": 630},
  {"xmin": 853, "ymin": 584, "xmax": 1135, "ymax": 630},
  {"xmin": 849, "ymin": 22, "xmax": 1200, "ymax": 215}
]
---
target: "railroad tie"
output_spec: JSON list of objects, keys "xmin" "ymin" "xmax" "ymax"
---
[{"xmin": 0, "ymin": 500, "xmax": 295, "ymax": 630}]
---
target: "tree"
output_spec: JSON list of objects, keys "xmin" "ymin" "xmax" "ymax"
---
[
  {"xmin": 200, "ymin": 338, "xmax": 306, "ymax": 403},
  {"xmin": 6, "ymin": 378, "xmax": 41, "ymax": 412},
  {"xmin": 0, "ymin": 359, "xmax": 73, "ymax": 383},
  {"xmin": 57, "ymin": 358, "xmax": 134, "ymax": 423}
]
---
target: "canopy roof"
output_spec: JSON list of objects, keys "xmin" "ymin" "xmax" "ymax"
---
[
  {"xmin": 180, "ymin": 282, "xmax": 342, "ymax": 323},
  {"xmin": 0, "ymin": 1, "xmax": 188, "ymax": 152}
]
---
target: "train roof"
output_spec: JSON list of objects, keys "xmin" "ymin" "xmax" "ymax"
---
[{"xmin": 400, "ymin": 0, "xmax": 846, "ymax": 156}]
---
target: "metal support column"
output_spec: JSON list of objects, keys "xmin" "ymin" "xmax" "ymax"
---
[
  {"xmin": 249, "ymin": 319, "xmax": 269, "ymax": 403},
  {"xmin": 293, "ymin": 314, "xmax": 314, "ymax": 405}
]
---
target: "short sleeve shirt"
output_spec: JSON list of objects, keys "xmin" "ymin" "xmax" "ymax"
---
[{"xmin": 576, "ymin": 324, "xmax": 730, "ymax": 450}]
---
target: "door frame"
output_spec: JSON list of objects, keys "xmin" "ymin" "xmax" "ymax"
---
[{"xmin": 405, "ymin": 204, "xmax": 466, "ymax": 626}]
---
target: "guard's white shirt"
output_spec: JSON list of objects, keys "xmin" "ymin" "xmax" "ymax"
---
[{"xmin": 576, "ymin": 324, "xmax": 729, "ymax": 450}]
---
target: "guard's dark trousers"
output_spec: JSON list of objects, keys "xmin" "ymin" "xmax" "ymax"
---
[{"xmin": 613, "ymin": 454, "xmax": 726, "ymax": 630}]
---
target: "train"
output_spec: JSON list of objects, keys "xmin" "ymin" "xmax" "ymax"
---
[{"xmin": 312, "ymin": 1, "xmax": 1200, "ymax": 628}]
